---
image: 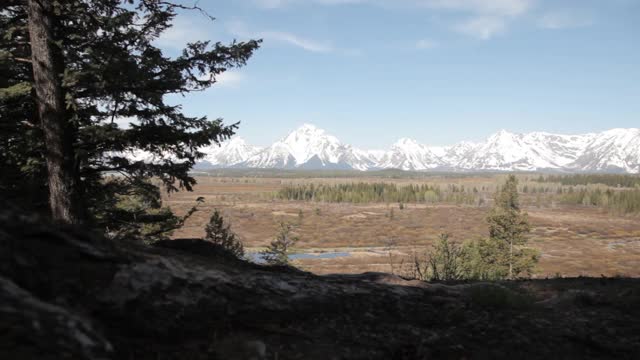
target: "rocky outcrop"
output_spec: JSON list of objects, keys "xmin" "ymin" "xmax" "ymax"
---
[
  {"xmin": 0, "ymin": 277, "xmax": 113, "ymax": 359},
  {"xmin": 1, "ymin": 213, "xmax": 639, "ymax": 359}
]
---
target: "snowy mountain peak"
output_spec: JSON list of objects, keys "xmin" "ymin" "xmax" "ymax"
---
[
  {"xmin": 380, "ymin": 137, "xmax": 444, "ymax": 171},
  {"xmin": 487, "ymin": 129, "xmax": 518, "ymax": 142},
  {"xmin": 188, "ymin": 125, "xmax": 640, "ymax": 173},
  {"xmin": 275, "ymin": 124, "xmax": 344, "ymax": 165},
  {"xmin": 282, "ymin": 123, "xmax": 329, "ymax": 141},
  {"xmin": 236, "ymin": 124, "xmax": 375, "ymax": 170},
  {"xmin": 296, "ymin": 123, "xmax": 323, "ymax": 132},
  {"xmin": 283, "ymin": 124, "xmax": 338, "ymax": 143},
  {"xmin": 496, "ymin": 129, "xmax": 513, "ymax": 135},
  {"xmin": 197, "ymin": 136, "xmax": 262, "ymax": 168},
  {"xmin": 223, "ymin": 136, "xmax": 249, "ymax": 147}
]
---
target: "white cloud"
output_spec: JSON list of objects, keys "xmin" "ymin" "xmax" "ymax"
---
[
  {"xmin": 430, "ymin": 1, "xmax": 533, "ymax": 40},
  {"xmin": 259, "ymin": 30, "xmax": 334, "ymax": 52},
  {"xmin": 454, "ymin": 16, "xmax": 507, "ymax": 40},
  {"xmin": 197, "ymin": 70, "xmax": 246, "ymax": 88},
  {"xmin": 155, "ymin": 16, "xmax": 213, "ymax": 49},
  {"xmin": 415, "ymin": 39, "xmax": 438, "ymax": 49},
  {"xmin": 228, "ymin": 20, "xmax": 334, "ymax": 53},
  {"xmin": 215, "ymin": 71, "xmax": 246, "ymax": 88},
  {"xmin": 538, "ymin": 11, "xmax": 594, "ymax": 30},
  {"xmin": 251, "ymin": 0, "xmax": 535, "ymax": 40}
]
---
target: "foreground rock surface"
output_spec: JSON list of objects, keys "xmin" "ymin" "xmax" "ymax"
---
[{"xmin": 1, "ymin": 215, "xmax": 639, "ymax": 359}]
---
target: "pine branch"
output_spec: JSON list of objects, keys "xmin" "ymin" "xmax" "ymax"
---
[{"xmin": 13, "ymin": 56, "xmax": 32, "ymax": 63}]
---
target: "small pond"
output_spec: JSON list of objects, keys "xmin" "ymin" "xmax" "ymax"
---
[{"xmin": 248, "ymin": 251, "xmax": 351, "ymax": 264}]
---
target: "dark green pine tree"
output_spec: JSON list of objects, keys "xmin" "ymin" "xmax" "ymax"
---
[
  {"xmin": 0, "ymin": 1, "xmax": 260, "ymax": 238},
  {"xmin": 486, "ymin": 175, "xmax": 537, "ymax": 279},
  {"xmin": 204, "ymin": 209, "xmax": 244, "ymax": 259},
  {"xmin": 262, "ymin": 222, "xmax": 298, "ymax": 266}
]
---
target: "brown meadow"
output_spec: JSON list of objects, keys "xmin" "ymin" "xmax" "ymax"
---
[{"xmin": 166, "ymin": 174, "xmax": 640, "ymax": 277}]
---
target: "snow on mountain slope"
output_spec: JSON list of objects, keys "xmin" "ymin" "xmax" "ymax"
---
[
  {"xmin": 189, "ymin": 125, "xmax": 640, "ymax": 173},
  {"xmin": 198, "ymin": 137, "xmax": 262, "ymax": 168},
  {"xmin": 242, "ymin": 124, "xmax": 379, "ymax": 170},
  {"xmin": 439, "ymin": 141, "xmax": 477, "ymax": 165},
  {"xmin": 378, "ymin": 138, "xmax": 444, "ymax": 171},
  {"xmin": 571, "ymin": 128, "xmax": 640, "ymax": 173},
  {"xmin": 456, "ymin": 130, "xmax": 595, "ymax": 171}
]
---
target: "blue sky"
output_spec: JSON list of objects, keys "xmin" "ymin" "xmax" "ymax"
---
[{"xmin": 158, "ymin": 0, "xmax": 640, "ymax": 148}]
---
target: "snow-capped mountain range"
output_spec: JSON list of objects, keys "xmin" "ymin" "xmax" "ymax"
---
[{"xmin": 193, "ymin": 124, "xmax": 640, "ymax": 173}]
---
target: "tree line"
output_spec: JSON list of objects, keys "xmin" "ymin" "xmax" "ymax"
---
[
  {"xmin": 276, "ymin": 180, "xmax": 640, "ymax": 214},
  {"xmin": 535, "ymin": 174, "xmax": 640, "ymax": 188},
  {"xmin": 559, "ymin": 187, "xmax": 640, "ymax": 215},
  {"xmin": 276, "ymin": 182, "xmax": 478, "ymax": 205}
]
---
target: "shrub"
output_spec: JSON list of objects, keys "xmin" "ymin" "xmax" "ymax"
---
[{"xmin": 405, "ymin": 233, "xmax": 466, "ymax": 281}]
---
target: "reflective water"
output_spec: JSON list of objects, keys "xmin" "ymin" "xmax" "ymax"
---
[{"xmin": 248, "ymin": 251, "xmax": 351, "ymax": 263}]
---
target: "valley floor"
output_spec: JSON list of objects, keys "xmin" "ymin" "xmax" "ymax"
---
[{"xmin": 168, "ymin": 176, "xmax": 640, "ymax": 277}]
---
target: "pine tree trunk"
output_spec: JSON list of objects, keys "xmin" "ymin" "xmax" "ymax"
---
[{"xmin": 27, "ymin": 0, "xmax": 82, "ymax": 224}]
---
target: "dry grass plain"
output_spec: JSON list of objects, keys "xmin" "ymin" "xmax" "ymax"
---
[{"xmin": 165, "ymin": 175, "xmax": 640, "ymax": 277}]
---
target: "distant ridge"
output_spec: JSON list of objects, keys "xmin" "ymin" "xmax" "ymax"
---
[{"xmin": 190, "ymin": 124, "xmax": 640, "ymax": 173}]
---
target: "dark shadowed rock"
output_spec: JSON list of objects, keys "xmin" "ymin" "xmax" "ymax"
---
[
  {"xmin": 153, "ymin": 238, "xmax": 242, "ymax": 261},
  {"xmin": 0, "ymin": 277, "xmax": 113, "ymax": 359},
  {"xmin": 1, "ymin": 214, "xmax": 639, "ymax": 359}
]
